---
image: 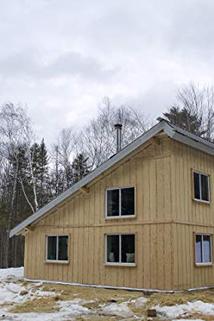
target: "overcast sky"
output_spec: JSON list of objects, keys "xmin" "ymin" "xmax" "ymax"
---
[{"xmin": 0, "ymin": 0, "xmax": 213, "ymax": 144}]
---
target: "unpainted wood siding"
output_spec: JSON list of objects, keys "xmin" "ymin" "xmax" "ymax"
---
[
  {"xmin": 171, "ymin": 141, "xmax": 214, "ymax": 289},
  {"xmin": 24, "ymin": 137, "xmax": 175, "ymax": 290},
  {"xmin": 24, "ymin": 137, "xmax": 214, "ymax": 290}
]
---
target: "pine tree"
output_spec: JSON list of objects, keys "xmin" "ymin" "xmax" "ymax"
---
[
  {"xmin": 161, "ymin": 107, "xmax": 204, "ymax": 136},
  {"xmin": 31, "ymin": 139, "xmax": 51, "ymax": 208},
  {"xmin": 72, "ymin": 153, "xmax": 89, "ymax": 183}
]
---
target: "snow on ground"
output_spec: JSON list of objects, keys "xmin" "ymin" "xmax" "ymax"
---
[
  {"xmin": 0, "ymin": 267, "xmax": 214, "ymax": 321},
  {"xmin": 100, "ymin": 302, "xmax": 134, "ymax": 318},
  {"xmin": 131, "ymin": 296, "xmax": 148, "ymax": 308},
  {"xmin": 0, "ymin": 267, "xmax": 24, "ymax": 281},
  {"xmin": 0, "ymin": 267, "xmax": 137, "ymax": 320},
  {"xmin": 172, "ymin": 319, "xmax": 203, "ymax": 321},
  {"xmin": 156, "ymin": 300, "xmax": 214, "ymax": 319}
]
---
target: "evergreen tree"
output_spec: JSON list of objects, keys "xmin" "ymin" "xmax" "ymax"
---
[
  {"xmin": 160, "ymin": 106, "xmax": 204, "ymax": 136},
  {"xmin": 72, "ymin": 153, "xmax": 89, "ymax": 183},
  {"xmin": 31, "ymin": 139, "xmax": 51, "ymax": 208}
]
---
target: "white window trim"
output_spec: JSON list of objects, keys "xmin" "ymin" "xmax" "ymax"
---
[
  {"xmin": 195, "ymin": 233, "xmax": 212, "ymax": 266},
  {"xmin": 193, "ymin": 171, "xmax": 210, "ymax": 204},
  {"xmin": 104, "ymin": 233, "xmax": 136, "ymax": 266},
  {"xmin": 105, "ymin": 186, "xmax": 136, "ymax": 219},
  {"xmin": 46, "ymin": 235, "xmax": 69, "ymax": 264}
]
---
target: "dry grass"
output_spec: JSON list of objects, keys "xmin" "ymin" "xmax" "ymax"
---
[
  {"xmin": 9, "ymin": 282, "xmax": 214, "ymax": 320},
  {"xmin": 148, "ymin": 289, "xmax": 214, "ymax": 307},
  {"xmin": 191, "ymin": 313, "xmax": 214, "ymax": 321},
  {"xmin": 10, "ymin": 283, "xmax": 141, "ymax": 315},
  {"xmin": 76, "ymin": 316, "xmax": 120, "ymax": 321},
  {"xmin": 130, "ymin": 289, "xmax": 214, "ymax": 318},
  {"xmin": 42, "ymin": 283, "xmax": 141, "ymax": 304},
  {"xmin": 10, "ymin": 297, "xmax": 60, "ymax": 313}
]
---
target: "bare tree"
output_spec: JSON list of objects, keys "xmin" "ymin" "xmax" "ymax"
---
[
  {"xmin": 0, "ymin": 104, "xmax": 34, "ymax": 265},
  {"xmin": 50, "ymin": 127, "xmax": 76, "ymax": 195},
  {"xmin": 78, "ymin": 98, "xmax": 148, "ymax": 168},
  {"xmin": 163, "ymin": 83, "xmax": 214, "ymax": 141}
]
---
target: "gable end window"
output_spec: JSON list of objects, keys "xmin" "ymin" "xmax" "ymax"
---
[
  {"xmin": 193, "ymin": 172, "xmax": 210, "ymax": 202},
  {"xmin": 195, "ymin": 234, "xmax": 212, "ymax": 265},
  {"xmin": 106, "ymin": 187, "xmax": 135, "ymax": 217},
  {"xmin": 105, "ymin": 234, "xmax": 135, "ymax": 265},
  {"xmin": 46, "ymin": 235, "xmax": 68, "ymax": 262}
]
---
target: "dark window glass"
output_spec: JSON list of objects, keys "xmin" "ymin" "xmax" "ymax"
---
[
  {"xmin": 47, "ymin": 236, "xmax": 57, "ymax": 260},
  {"xmin": 201, "ymin": 175, "xmax": 209, "ymax": 201},
  {"xmin": 194, "ymin": 172, "xmax": 200, "ymax": 200},
  {"xmin": 195, "ymin": 235, "xmax": 202, "ymax": 263},
  {"xmin": 121, "ymin": 188, "xmax": 135, "ymax": 216},
  {"xmin": 107, "ymin": 235, "xmax": 119, "ymax": 262},
  {"xmin": 58, "ymin": 236, "xmax": 68, "ymax": 261},
  {"xmin": 121, "ymin": 235, "xmax": 135, "ymax": 263},
  {"xmin": 203, "ymin": 235, "xmax": 211, "ymax": 263},
  {"xmin": 107, "ymin": 190, "xmax": 119, "ymax": 216}
]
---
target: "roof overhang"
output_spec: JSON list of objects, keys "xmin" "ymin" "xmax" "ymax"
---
[{"xmin": 10, "ymin": 120, "xmax": 214, "ymax": 237}]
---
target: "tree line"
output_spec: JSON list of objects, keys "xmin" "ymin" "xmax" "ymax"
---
[{"xmin": 1, "ymin": 83, "xmax": 214, "ymax": 268}]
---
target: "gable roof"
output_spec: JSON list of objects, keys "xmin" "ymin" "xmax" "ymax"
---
[{"xmin": 10, "ymin": 119, "xmax": 214, "ymax": 237}]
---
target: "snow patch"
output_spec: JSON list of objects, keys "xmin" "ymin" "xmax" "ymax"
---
[
  {"xmin": 132, "ymin": 296, "xmax": 148, "ymax": 308},
  {"xmin": 0, "ymin": 285, "xmax": 27, "ymax": 306},
  {"xmin": 100, "ymin": 302, "xmax": 134, "ymax": 318},
  {"xmin": 156, "ymin": 300, "xmax": 214, "ymax": 319},
  {"xmin": 172, "ymin": 319, "xmax": 203, "ymax": 321},
  {"xmin": 33, "ymin": 290, "xmax": 57, "ymax": 297},
  {"xmin": 59, "ymin": 300, "xmax": 90, "ymax": 315},
  {"xmin": 5, "ymin": 283, "xmax": 23, "ymax": 294},
  {"xmin": 0, "ymin": 267, "xmax": 24, "ymax": 281}
]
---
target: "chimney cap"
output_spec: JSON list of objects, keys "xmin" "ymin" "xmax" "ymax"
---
[{"xmin": 114, "ymin": 123, "xmax": 122, "ymax": 129}]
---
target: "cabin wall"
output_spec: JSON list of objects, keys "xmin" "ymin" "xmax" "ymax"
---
[
  {"xmin": 24, "ymin": 137, "xmax": 175, "ymax": 290},
  {"xmin": 170, "ymin": 141, "xmax": 214, "ymax": 289},
  {"xmin": 24, "ymin": 223, "xmax": 174, "ymax": 290},
  {"xmin": 172, "ymin": 223, "xmax": 214, "ymax": 290},
  {"xmin": 24, "ymin": 137, "xmax": 214, "ymax": 290},
  {"xmin": 171, "ymin": 141, "xmax": 214, "ymax": 225}
]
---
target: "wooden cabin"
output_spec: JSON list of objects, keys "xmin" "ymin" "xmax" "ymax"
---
[{"xmin": 10, "ymin": 119, "xmax": 214, "ymax": 290}]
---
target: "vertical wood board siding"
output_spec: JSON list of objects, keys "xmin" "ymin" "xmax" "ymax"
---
[{"xmin": 24, "ymin": 137, "xmax": 214, "ymax": 289}]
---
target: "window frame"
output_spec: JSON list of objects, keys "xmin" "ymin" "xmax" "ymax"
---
[
  {"xmin": 192, "ymin": 170, "xmax": 211, "ymax": 204},
  {"xmin": 45, "ymin": 234, "xmax": 69, "ymax": 264},
  {"xmin": 104, "ymin": 233, "xmax": 136, "ymax": 267},
  {"xmin": 105, "ymin": 186, "xmax": 136, "ymax": 219},
  {"xmin": 194, "ymin": 233, "xmax": 213, "ymax": 267}
]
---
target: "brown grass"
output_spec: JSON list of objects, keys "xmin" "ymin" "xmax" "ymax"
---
[
  {"xmin": 42, "ymin": 283, "xmax": 141, "ymax": 303},
  {"xmin": 11, "ymin": 283, "xmax": 141, "ymax": 314},
  {"xmin": 9, "ymin": 282, "xmax": 214, "ymax": 319},
  {"xmin": 130, "ymin": 289, "xmax": 214, "ymax": 318},
  {"xmin": 10, "ymin": 297, "xmax": 60, "ymax": 313},
  {"xmin": 76, "ymin": 316, "xmax": 120, "ymax": 321},
  {"xmin": 191, "ymin": 313, "xmax": 214, "ymax": 321},
  {"xmin": 148, "ymin": 289, "xmax": 214, "ymax": 307}
]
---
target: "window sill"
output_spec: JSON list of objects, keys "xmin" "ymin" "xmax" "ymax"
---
[
  {"xmin": 193, "ymin": 198, "xmax": 210, "ymax": 205},
  {"xmin": 105, "ymin": 263, "xmax": 136, "ymax": 267},
  {"xmin": 195, "ymin": 262, "xmax": 213, "ymax": 267},
  {"xmin": 45, "ymin": 260, "xmax": 69, "ymax": 264},
  {"xmin": 105, "ymin": 215, "xmax": 136, "ymax": 220}
]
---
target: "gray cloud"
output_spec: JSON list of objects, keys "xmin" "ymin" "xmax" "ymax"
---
[
  {"xmin": 0, "ymin": 0, "xmax": 213, "ymax": 144},
  {"xmin": 0, "ymin": 51, "xmax": 116, "ymax": 81}
]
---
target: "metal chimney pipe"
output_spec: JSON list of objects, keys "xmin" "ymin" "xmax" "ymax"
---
[{"xmin": 114, "ymin": 123, "xmax": 122, "ymax": 153}]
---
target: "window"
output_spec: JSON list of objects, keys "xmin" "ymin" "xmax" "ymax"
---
[
  {"xmin": 195, "ymin": 234, "xmax": 212, "ymax": 264},
  {"xmin": 106, "ymin": 187, "xmax": 135, "ymax": 217},
  {"xmin": 106, "ymin": 234, "xmax": 135, "ymax": 265},
  {"xmin": 193, "ymin": 172, "xmax": 210, "ymax": 202},
  {"xmin": 46, "ymin": 235, "xmax": 68, "ymax": 262}
]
